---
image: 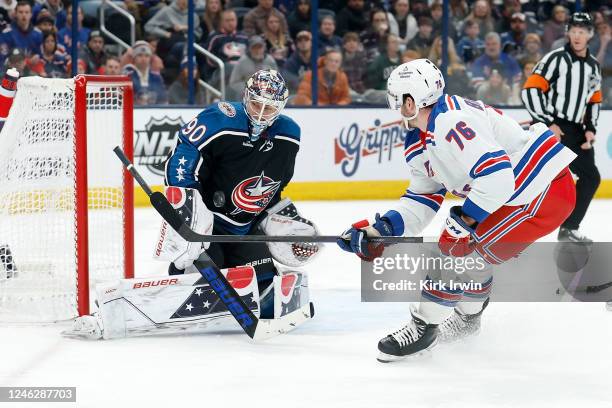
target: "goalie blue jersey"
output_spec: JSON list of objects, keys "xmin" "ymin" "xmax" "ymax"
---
[{"xmin": 165, "ymin": 101, "xmax": 300, "ymax": 235}]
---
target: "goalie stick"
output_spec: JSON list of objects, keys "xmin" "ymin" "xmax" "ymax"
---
[
  {"xmin": 113, "ymin": 146, "xmax": 313, "ymax": 341},
  {"xmin": 113, "ymin": 146, "xmax": 423, "ymax": 245}
]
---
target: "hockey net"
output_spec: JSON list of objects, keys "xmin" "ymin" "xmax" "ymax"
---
[{"xmin": 0, "ymin": 75, "xmax": 134, "ymax": 322}]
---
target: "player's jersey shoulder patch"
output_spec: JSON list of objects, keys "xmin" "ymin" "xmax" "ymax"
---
[{"xmin": 217, "ymin": 101, "xmax": 236, "ymax": 117}]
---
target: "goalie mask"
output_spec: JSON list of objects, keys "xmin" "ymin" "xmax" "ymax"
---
[
  {"xmin": 243, "ymin": 69, "xmax": 289, "ymax": 141},
  {"xmin": 259, "ymin": 199, "xmax": 321, "ymax": 267}
]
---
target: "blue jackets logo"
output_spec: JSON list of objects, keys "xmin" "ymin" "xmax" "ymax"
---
[{"xmin": 334, "ymin": 119, "xmax": 407, "ymax": 177}]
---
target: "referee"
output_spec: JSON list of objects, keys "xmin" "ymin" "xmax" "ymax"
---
[{"xmin": 522, "ymin": 12, "xmax": 602, "ymax": 243}]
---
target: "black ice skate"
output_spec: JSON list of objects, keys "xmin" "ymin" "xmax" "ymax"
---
[
  {"xmin": 377, "ymin": 306, "xmax": 439, "ymax": 363},
  {"xmin": 558, "ymin": 227, "xmax": 593, "ymax": 243},
  {"xmin": 438, "ymin": 298, "xmax": 489, "ymax": 343}
]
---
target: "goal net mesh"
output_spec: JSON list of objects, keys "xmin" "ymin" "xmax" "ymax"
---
[{"xmin": 0, "ymin": 77, "xmax": 129, "ymax": 322}]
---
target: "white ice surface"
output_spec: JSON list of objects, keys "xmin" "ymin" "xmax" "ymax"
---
[{"xmin": 1, "ymin": 200, "xmax": 611, "ymax": 408}]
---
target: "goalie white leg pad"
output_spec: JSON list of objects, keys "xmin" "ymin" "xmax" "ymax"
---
[
  {"xmin": 274, "ymin": 269, "xmax": 310, "ymax": 319},
  {"xmin": 250, "ymin": 269, "xmax": 313, "ymax": 340},
  {"xmin": 74, "ymin": 267, "xmax": 260, "ymax": 340}
]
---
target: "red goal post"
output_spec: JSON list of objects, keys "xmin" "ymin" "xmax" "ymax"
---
[{"xmin": 75, "ymin": 75, "xmax": 134, "ymax": 317}]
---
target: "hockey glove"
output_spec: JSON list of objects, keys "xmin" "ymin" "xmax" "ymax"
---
[
  {"xmin": 439, "ymin": 206, "xmax": 476, "ymax": 257},
  {"xmin": 337, "ymin": 214, "xmax": 393, "ymax": 262}
]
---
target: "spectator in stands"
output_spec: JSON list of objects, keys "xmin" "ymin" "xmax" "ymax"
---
[
  {"xmin": 123, "ymin": 42, "xmax": 168, "ymax": 105},
  {"xmin": 32, "ymin": 0, "xmax": 63, "ymax": 28},
  {"xmin": 336, "ymin": 0, "xmax": 368, "ymax": 37},
  {"xmin": 0, "ymin": 0, "xmax": 15, "ymax": 17},
  {"xmin": 263, "ymin": 12, "xmax": 292, "ymax": 66},
  {"xmin": 591, "ymin": 15, "xmax": 611, "ymax": 103},
  {"xmin": 456, "ymin": 19, "xmax": 484, "ymax": 64},
  {"xmin": 29, "ymin": 30, "xmax": 67, "ymax": 78},
  {"xmin": 431, "ymin": 2, "xmax": 457, "ymax": 40},
  {"xmin": 463, "ymin": 0, "xmax": 495, "ymax": 39},
  {"xmin": 495, "ymin": 0, "xmax": 523, "ymax": 33},
  {"xmin": 318, "ymin": 15, "xmax": 342, "ymax": 55},
  {"xmin": 103, "ymin": 55, "xmax": 122, "ymax": 75},
  {"xmin": 287, "ymin": 0, "xmax": 310, "ymax": 40},
  {"xmin": 35, "ymin": 14, "xmax": 56, "ymax": 37},
  {"xmin": 401, "ymin": 48, "xmax": 420, "ymax": 63},
  {"xmin": 80, "ymin": 30, "xmax": 106, "ymax": 74},
  {"xmin": 0, "ymin": 6, "xmax": 9, "ymax": 33},
  {"xmin": 517, "ymin": 33, "xmax": 542, "ymax": 66},
  {"xmin": 366, "ymin": 33, "xmax": 400, "ymax": 91},
  {"xmin": 406, "ymin": 16, "xmax": 434, "ymax": 58},
  {"xmin": 228, "ymin": 35, "xmax": 277, "ymax": 99},
  {"xmin": 242, "ymin": 0, "xmax": 288, "ymax": 37},
  {"xmin": 0, "ymin": 2, "xmax": 42, "ymax": 66},
  {"xmin": 294, "ymin": 49, "xmax": 351, "ymax": 106},
  {"xmin": 470, "ymin": 32, "xmax": 521, "ymax": 89},
  {"xmin": 6, "ymin": 48, "xmax": 34, "ymax": 76},
  {"xmin": 341, "ymin": 31, "xmax": 367, "ymax": 94},
  {"xmin": 57, "ymin": 5, "xmax": 89, "ymax": 52},
  {"xmin": 282, "ymin": 30, "xmax": 311, "ymax": 92},
  {"xmin": 201, "ymin": 0, "xmax": 222, "ymax": 40},
  {"xmin": 388, "ymin": 0, "xmax": 418, "ymax": 47},
  {"xmin": 205, "ymin": 9, "xmax": 248, "ymax": 71},
  {"xmin": 120, "ymin": 38, "xmax": 164, "ymax": 73},
  {"xmin": 450, "ymin": 0, "xmax": 469, "ymax": 28},
  {"xmin": 476, "ymin": 67, "xmax": 512, "ymax": 105},
  {"xmin": 144, "ymin": 0, "xmax": 202, "ymax": 57},
  {"xmin": 409, "ymin": 0, "xmax": 430, "ymax": 20},
  {"xmin": 543, "ymin": 5, "xmax": 568, "ymax": 51},
  {"xmin": 428, "ymin": 36, "xmax": 460, "ymax": 68},
  {"xmin": 360, "ymin": 8, "xmax": 390, "ymax": 64},
  {"xmin": 168, "ymin": 57, "xmax": 206, "ymax": 105},
  {"xmin": 429, "ymin": 36, "xmax": 474, "ymax": 97},
  {"xmin": 123, "ymin": 0, "xmax": 143, "ymax": 40},
  {"xmin": 500, "ymin": 12, "xmax": 528, "ymax": 56}
]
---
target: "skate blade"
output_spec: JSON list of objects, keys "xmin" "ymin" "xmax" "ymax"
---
[{"xmin": 376, "ymin": 348, "xmax": 433, "ymax": 363}]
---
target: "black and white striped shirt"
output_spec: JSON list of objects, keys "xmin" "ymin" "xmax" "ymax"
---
[{"xmin": 521, "ymin": 44, "xmax": 602, "ymax": 132}]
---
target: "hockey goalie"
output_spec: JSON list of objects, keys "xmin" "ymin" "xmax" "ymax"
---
[{"xmin": 65, "ymin": 70, "xmax": 319, "ymax": 340}]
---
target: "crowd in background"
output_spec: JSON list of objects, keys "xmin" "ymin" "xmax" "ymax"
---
[{"xmin": 0, "ymin": 0, "xmax": 609, "ymax": 107}]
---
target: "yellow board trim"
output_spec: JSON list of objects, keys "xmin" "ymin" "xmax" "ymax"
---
[{"xmin": 134, "ymin": 180, "xmax": 612, "ymax": 206}]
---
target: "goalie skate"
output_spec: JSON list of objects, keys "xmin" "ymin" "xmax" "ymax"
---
[
  {"xmin": 62, "ymin": 314, "xmax": 103, "ymax": 340},
  {"xmin": 377, "ymin": 306, "xmax": 439, "ymax": 363},
  {"xmin": 438, "ymin": 298, "xmax": 489, "ymax": 343}
]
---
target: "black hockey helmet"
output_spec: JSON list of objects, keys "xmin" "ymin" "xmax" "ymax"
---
[{"xmin": 567, "ymin": 12, "xmax": 594, "ymax": 31}]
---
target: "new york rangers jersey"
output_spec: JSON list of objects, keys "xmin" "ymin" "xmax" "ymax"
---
[
  {"xmin": 165, "ymin": 101, "xmax": 300, "ymax": 235},
  {"xmin": 383, "ymin": 94, "xmax": 576, "ymax": 236}
]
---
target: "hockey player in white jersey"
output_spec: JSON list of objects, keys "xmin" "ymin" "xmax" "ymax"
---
[{"xmin": 338, "ymin": 59, "xmax": 577, "ymax": 362}]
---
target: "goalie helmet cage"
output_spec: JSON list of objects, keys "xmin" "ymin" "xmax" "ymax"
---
[{"xmin": 0, "ymin": 75, "xmax": 134, "ymax": 322}]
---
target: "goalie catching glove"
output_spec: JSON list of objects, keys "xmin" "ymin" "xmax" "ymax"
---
[
  {"xmin": 258, "ymin": 198, "xmax": 321, "ymax": 267},
  {"xmin": 153, "ymin": 186, "xmax": 213, "ymax": 270}
]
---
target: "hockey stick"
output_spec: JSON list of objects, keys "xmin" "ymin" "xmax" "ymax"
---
[
  {"xmin": 113, "ymin": 147, "xmax": 422, "ymax": 245},
  {"xmin": 574, "ymin": 281, "xmax": 612, "ymax": 294},
  {"xmin": 113, "ymin": 146, "xmax": 313, "ymax": 340}
]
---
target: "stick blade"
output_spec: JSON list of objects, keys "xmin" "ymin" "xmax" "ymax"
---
[{"xmin": 252, "ymin": 302, "xmax": 314, "ymax": 341}]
